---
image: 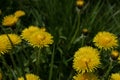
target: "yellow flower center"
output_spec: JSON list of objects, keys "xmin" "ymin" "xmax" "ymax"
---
[
  {"xmin": 37, "ymin": 35, "xmax": 45, "ymax": 41},
  {"xmin": 82, "ymin": 58, "xmax": 91, "ymax": 67},
  {"xmin": 103, "ymin": 37, "xmax": 111, "ymax": 44}
]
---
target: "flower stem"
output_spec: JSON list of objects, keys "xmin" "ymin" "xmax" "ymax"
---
[
  {"xmin": 48, "ymin": 46, "xmax": 55, "ymax": 80},
  {"xmin": 70, "ymin": 9, "xmax": 81, "ymax": 45},
  {"xmin": 15, "ymin": 50, "xmax": 26, "ymax": 80},
  {"xmin": 0, "ymin": 55, "xmax": 16, "ymax": 80},
  {"xmin": 81, "ymin": 34, "xmax": 85, "ymax": 46},
  {"xmin": 102, "ymin": 59, "xmax": 113, "ymax": 80},
  {"xmin": 36, "ymin": 48, "xmax": 41, "ymax": 75},
  {"xmin": 9, "ymin": 53, "xmax": 18, "ymax": 72}
]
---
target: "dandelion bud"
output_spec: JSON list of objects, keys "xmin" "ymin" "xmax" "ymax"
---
[
  {"xmin": 111, "ymin": 50, "xmax": 119, "ymax": 60},
  {"xmin": 76, "ymin": 0, "xmax": 85, "ymax": 9},
  {"xmin": 82, "ymin": 28, "xmax": 89, "ymax": 35}
]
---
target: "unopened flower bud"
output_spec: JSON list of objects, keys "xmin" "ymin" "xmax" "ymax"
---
[
  {"xmin": 82, "ymin": 28, "xmax": 89, "ymax": 35},
  {"xmin": 76, "ymin": 0, "xmax": 85, "ymax": 9},
  {"xmin": 111, "ymin": 50, "xmax": 119, "ymax": 60}
]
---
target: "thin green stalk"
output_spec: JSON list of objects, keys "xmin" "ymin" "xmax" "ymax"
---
[
  {"xmin": 6, "ymin": 35, "xmax": 20, "ymax": 77},
  {"xmin": 0, "ymin": 26, "xmax": 17, "ymax": 71},
  {"xmin": 0, "ymin": 27, "xmax": 19, "ymax": 79},
  {"xmin": 15, "ymin": 51, "xmax": 26, "ymax": 80},
  {"xmin": 67, "ymin": 9, "xmax": 81, "ymax": 50},
  {"xmin": 70, "ymin": 10, "xmax": 81, "ymax": 44},
  {"xmin": 36, "ymin": 48, "xmax": 41, "ymax": 75},
  {"xmin": 102, "ymin": 59, "xmax": 113, "ymax": 80},
  {"xmin": 67, "ymin": 70, "xmax": 74, "ymax": 80},
  {"xmin": 0, "ymin": 55, "xmax": 16, "ymax": 80},
  {"xmin": 48, "ymin": 46, "xmax": 55, "ymax": 80},
  {"xmin": 21, "ymin": 45, "xmax": 36, "ymax": 74},
  {"xmin": 81, "ymin": 34, "xmax": 85, "ymax": 46}
]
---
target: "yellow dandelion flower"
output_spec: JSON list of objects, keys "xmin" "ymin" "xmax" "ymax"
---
[
  {"xmin": 2, "ymin": 15, "xmax": 18, "ymax": 26},
  {"xmin": 0, "ymin": 72, "xmax": 2, "ymax": 80},
  {"xmin": 18, "ymin": 73, "xmax": 40, "ymax": 80},
  {"xmin": 28, "ymin": 30, "xmax": 53, "ymax": 48},
  {"xmin": 0, "ymin": 35, "xmax": 11, "ymax": 54},
  {"xmin": 73, "ymin": 46, "xmax": 100, "ymax": 73},
  {"xmin": 110, "ymin": 73, "xmax": 120, "ymax": 80},
  {"xmin": 76, "ymin": 0, "xmax": 84, "ymax": 7},
  {"xmin": 21, "ymin": 26, "xmax": 40, "ymax": 41},
  {"xmin": 73, "ymin": 72, "xmax": 99, "ymax": 80},
  {"xmin": 14, "ymin": 10, "xmax": 25, "ymax": 18},
  {"xmin": 93, "ymin": 31, "xmax": 118, "ymax": 50},
  {"xmin": 7, "ymin": 34, "xmax": 22, "ymax": 45}
]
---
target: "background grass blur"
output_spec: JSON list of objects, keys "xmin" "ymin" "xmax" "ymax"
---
[{"xmin": 0, "ymin": 0, "xmax": 120, "ymax": 80}]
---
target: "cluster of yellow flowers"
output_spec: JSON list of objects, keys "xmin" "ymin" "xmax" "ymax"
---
[
  {"xmin": 0, "ymin": 25, "xmax": 54, "ymax": 54},
  {"xmin": 18, "ymin": 73, "xmax": 40, "ymax": 80},
  {"xmin": 0, "ymin": 10, "xmax": 53, "ymax": 54},
  {"xmin": 73, "ymin": 31, "xmax": 119, "ymax": 80},
  {"xmin": 2, "ymin": 10, "xmax": 25, "ymax": 26},
  {"xmin": 21, "ymin": 25, "xmax": 53, "ymax": 48},
  {"xmin": 1, "ymin": 9, "xmax": 120, "ymax": 80}
]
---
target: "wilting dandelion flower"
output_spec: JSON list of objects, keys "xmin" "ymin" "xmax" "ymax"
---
[
  {"xmin": 110, "ymin": 73, "xmax": 120, "ymax": 80},
  {"xmin": 73, "ymin": 46, "xmax": 100, "ymax": 73},
  {"xmin": 2, "ymin": 15, "xmax": 18, "ymax": 26},
  {"xmin": 93, "ymin": 31, "xmax": 118, "ymax": 50},
  {"xmin": 21, "ymin": 26, "xmax": 40, "ymax": 41},
  {"xmin": 73, "ymin": 72, "xmax": 98, "ymax": 80},
  {"xmin": 18, "ymin": 73, "xmax": 40, "ymax": 80},
  {"xmin": 28, "ymin": 30, "xmax": 53, "ymax": 48},
  {"xmin": 14, "ymin": 10, "xmax": 25, "ymax": 18},
  {"xmin": 0, "ymin": 35, "xmax": 11, "ymax": 54}
]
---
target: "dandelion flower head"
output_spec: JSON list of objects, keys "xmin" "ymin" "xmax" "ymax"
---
[
  {"xmin": 18, "ymin": 73, "xmax": 40, "ymax": 80},
  {"xmin": 6, "ymin": 34, "xmax": 22, "ymax": 45},
  {"xmin": 14, "ymin": 10, "xmax": 25, "ymax": 18},
  {"xmin": 73, "ymin": 72, "xmax": 98, "ymax": 80},
  {"xmin": 73, "ymin": 46, "xmax": 100, "ymax": 73},
  {"xmin": 21, "ymin": 26, "xmax": 40, "ymax": 41},
  {"xmin": 93, "ymin": 31, "xmax": 118, "ymax": 50},
  {"xmin": 0, "ymin": 35, "xmax": 11, "ymax": 54},
  {"xmin": 110, "ymin": 73, "xmax": 120, "ymax": 80},
  {"xmin": 28, "ymin": 30, "xmax": 53, "ymax": 48},
  {"xmin": 2, "ymin": 15, "xmax": 18, "ymax": 26}
]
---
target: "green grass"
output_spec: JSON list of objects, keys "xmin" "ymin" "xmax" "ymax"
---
[{"xmin": 0, "ymin": 0, "xmax": 120, "ymax": 80}]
